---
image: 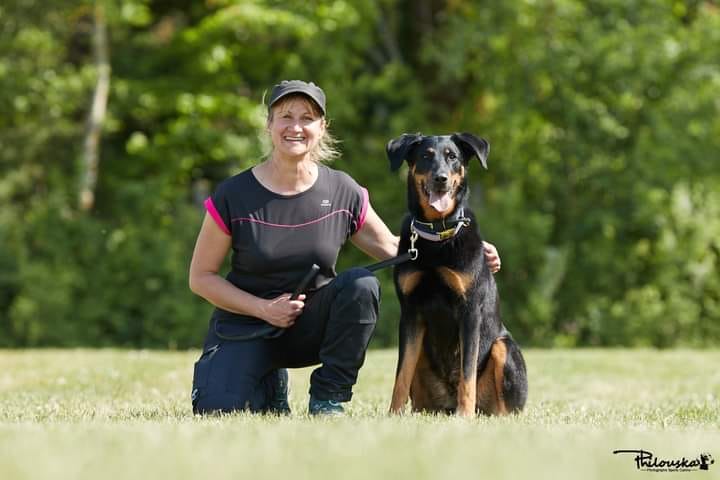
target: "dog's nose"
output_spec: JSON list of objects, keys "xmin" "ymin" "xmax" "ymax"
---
[{"xmin": 433, "ymin": 173, "xmax": 448, "ymax": 184}]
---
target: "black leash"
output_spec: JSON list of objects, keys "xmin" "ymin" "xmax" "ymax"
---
[
  {"xmin": 364, "ymin": 230, "xmax": 419, "ymax": 272},
  {"xmin": 214, "ymin": 211, "xmax": 473, "ymax": 342},
  {"xmin": 213, "ymin": 264, "xmax": 321, "ymax": 341},
  {"xmin": 363, "ymin": 251, "xmax": 415, "ymax": 272},
  {"xmin": 214, "ymin": 245, "xmax": 419, "ymax": 342}
]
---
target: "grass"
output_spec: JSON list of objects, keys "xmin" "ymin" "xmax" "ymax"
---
[{"xmin": 1, "ymin": 348, "xmax": 719, "ymax": 479}]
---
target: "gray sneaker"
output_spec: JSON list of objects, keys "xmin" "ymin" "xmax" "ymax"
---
[{"xmin": 308, "ymin": 395, "xmax": 345, "ymax": 416}]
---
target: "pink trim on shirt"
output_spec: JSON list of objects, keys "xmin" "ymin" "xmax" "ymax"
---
[
  {"xmin": 231, "ymin": 209, "xmax": 353, "ymax": 228},
  {"xmin": 204, "ymin": 197, "xmax": 231, "ymax": 236},
  {"xmin": 357, "ymin": 187, "xmax": 369, "ymax": 232}
]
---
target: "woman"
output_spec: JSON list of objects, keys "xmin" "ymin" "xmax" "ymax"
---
[{"xmin": 188, "ymin": 80, "xmax": 501, "ymax": 416}]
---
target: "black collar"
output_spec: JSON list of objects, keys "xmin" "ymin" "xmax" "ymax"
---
[{"xmin": 411, "ymin": 207, "xmax": 471, "ymax": 242}]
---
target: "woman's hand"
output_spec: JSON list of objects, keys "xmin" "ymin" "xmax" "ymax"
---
[
  {"xmin": 255, "ymin": 294, "xmax": 306, "ymax": 328},
  {"xmin": 483, "ymin": 241, "xmax": 501, "ymax": 274}
]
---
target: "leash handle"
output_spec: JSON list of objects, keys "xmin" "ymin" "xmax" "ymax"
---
[{"xmin": 290, "ymin": 264, "xmax": 320, "ymax": 300}]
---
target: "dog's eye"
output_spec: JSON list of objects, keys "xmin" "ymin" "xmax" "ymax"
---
[{"xmin": 448, "ymin": 152, "xmax": 457, "ymax": 160}]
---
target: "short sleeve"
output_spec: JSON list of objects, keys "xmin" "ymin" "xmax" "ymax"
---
[
  {"xmin": 204, "ymin": 183, "xmax": 231, "ymax": 236},
  {"xmin": 353, "ymin": 187, "xmax": 369, "ymax": 234},
  {"xmin": 345, "ymin": 175, "xmax": 369, "ymax": 236}
]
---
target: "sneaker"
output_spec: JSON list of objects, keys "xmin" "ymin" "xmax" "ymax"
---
[
  {"xmin": 308, "ymin": 395, "xmax": 345, "ymax": 416},
  {"xmin": 266, "ymin": 368, "xmax": 291, "ymax": 415}
]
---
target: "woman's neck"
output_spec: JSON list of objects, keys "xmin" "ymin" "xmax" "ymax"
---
[{"xmin": 254, "ymin": 154, "xmax": 318, "ymax": 195}]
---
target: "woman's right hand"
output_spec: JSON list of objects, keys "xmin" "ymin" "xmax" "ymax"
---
[{"xmin": 256, "ymin": 294, "xmax": 306, "ymax": 328}]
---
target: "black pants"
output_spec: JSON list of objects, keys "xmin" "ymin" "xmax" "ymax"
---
[{"xmin": 191, "ymin": 268, "xmax": 380, "ymax": 414}]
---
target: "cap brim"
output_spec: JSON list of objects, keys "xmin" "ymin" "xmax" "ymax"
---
[{"xmin": 269, "ymin": 89, "xmax": 325, "ymax": 115}]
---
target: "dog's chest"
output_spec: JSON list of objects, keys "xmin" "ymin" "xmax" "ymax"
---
[{"xmin": 397, "ymin": 266, "xmax": 476, "ymax": 301}]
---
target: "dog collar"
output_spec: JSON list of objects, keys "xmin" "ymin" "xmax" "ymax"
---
[{"xmin": 411, "ymin": 208, "xmax": 471, "ymax": 242}]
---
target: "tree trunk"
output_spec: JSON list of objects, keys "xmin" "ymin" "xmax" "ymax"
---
[{"xmin": 79, "ymin": 4, "xmax": 110, "ymax": 212}]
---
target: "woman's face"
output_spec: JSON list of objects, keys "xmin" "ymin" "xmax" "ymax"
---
[{"xmin": 268, "ymin": 97, "xmax": 325, "ymax": 161}]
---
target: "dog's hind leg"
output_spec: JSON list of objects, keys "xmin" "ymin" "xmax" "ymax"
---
[
  {"xmin": 476, "ymin": 336, "xmax": 528, "ymax": 415},
  {"xmin": 500, "ymin": 336, "xmax": 528, "ymax": 412}
]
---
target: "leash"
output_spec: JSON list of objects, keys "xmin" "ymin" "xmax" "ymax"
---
[
  {"xmin": 213, "ymin": 264, "xmax": 322, "ymax": 341},
  {"xmin": 215, "ymin": 210, "xmax": 471, "ymax": 341},
  {"xmin": 215, "ymin": 208, "xmax": 470, "ymax": 342},
  {"xmin": 217, "ymin": 210, "xmax": 468, "ymax": 341},
  {"xmin": 214, "ymin": 239, "xmax": 420, "ymax": 341},
  {"xmin": 363, "ymin": 231, "xmax": 418, "ymax": 271}
]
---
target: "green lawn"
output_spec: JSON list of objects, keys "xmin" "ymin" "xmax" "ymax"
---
[{"xmin": 1, "ymin": 349, "xmax": 718, "ymax": 479}]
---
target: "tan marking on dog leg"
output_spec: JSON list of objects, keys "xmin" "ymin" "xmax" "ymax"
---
[
  {"xmin": 491, "ymin": 338, "xmax": 509, "ymax": 415},
  {"xmin": 476, "ymin": 361, "xmax": 495, "ymax": 413},
  {"xmin": 389, "ymin": 324, "xmax": 426, "ymax": 414},
  {"xmin": 476, "ymin": 353, "xmax": 496, "ymax": 414},
  {"xmin": 476, "ymin": 338, "xmax": 510, "ymax": 415},
  {"xmin": 456, "ymin": 329, "xmax": 478, "ymax": 417},
  {"xmin": 457, "ymin": 372, "xmax": 478, "ymax": 417},
  {"xmin": 398, "ymin": 271, "xmax": 423, "ymax": 296},
  {"xmin": 437, "ymin": 267, "xmax": 474, "ymax": 299}
]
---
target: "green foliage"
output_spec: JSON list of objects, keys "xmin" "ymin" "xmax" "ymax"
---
[{"xmin": 1, "ymin": 0, "xmax": 718, "ymax": 347}]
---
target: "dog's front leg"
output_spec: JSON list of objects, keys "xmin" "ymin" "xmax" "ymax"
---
[
  {"xmin": 457, "ymin": 314, "xmax": 481, "ymax": 417},
  {"xmin": 389, "ymin": 316, "xmax": 425, "ymax": 414}
]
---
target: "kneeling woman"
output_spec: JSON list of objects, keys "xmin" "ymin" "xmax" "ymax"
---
[{"xmin": 188, "ymin": 80, "xmax": 501, "ymax": 416}]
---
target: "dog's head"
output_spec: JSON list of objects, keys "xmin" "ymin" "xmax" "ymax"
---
[{"xmin": 386, "ymin": 133, "xmax": 489, "ymax": 220}]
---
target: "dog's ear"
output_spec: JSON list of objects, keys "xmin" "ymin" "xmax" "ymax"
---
[
  {"xmin": 451, "ymin": 132, "xmax": 489, "ymax": 169},
  {"xmin": 386, "ymin": 133, "xmax": 423, "ymax": 172}
]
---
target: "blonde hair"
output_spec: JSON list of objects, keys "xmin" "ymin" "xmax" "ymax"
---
[{"xmin": 265, "ymin": 94, "xmax": 341, "ymax": 163}]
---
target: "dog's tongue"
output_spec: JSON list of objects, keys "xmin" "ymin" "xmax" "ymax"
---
[{"xmin": 429, "ymin": 191, "xmax": 452, "ymax": 212}]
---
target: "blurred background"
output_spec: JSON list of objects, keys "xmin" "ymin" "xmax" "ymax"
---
[{"xmin": 1, "ymin": 0, "xmax": 718, "ymax": 349}]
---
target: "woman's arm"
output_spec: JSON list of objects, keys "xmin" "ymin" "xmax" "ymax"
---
[
  {"xmin": 188, "ymin": 213, "xmax": 304, "ymax": 328},
  {"xmin": 350, "ymin": 202, "xmax": 399, "ymax": 260}
]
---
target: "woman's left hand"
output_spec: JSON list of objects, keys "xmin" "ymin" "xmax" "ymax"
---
[{"xmin": 483, "ymin": 241, "xmax": 501, "ymax": 274}]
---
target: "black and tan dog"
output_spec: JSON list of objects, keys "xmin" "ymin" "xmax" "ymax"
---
[{"xmin": 387, "ymin": 133, "xmax": 528, "ymax": 416}]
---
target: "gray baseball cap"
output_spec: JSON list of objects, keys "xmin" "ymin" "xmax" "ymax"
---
[{"xmin": 267, "ymin": 80, "xmax": 326, "ymax": 115}]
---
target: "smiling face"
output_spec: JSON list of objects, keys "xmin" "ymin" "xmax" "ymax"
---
[
  {"xmin": 409, "ymin": 136, "xmax": 467, "ymax": 220},
  {"xmin": 267, "ymin": 94, "xmax": 326, "ymax": 161}
]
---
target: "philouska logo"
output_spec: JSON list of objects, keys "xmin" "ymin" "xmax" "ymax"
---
[{"xmin": 613, "ymin": 449, "xmax": 714, "ymax": 473}]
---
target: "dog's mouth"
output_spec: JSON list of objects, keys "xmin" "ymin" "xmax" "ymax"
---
[{"xmin": 422, "ymin": 182, "xmax": 454, "ymax": 212}]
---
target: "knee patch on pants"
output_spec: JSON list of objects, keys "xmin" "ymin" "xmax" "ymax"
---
[
  {"xmin": 191, "ymin": 343, "xmax": 220, "ymax": 409},
  {"xmin": 191, "ymin": 343, "xmax": 270, "ymax": 414}
]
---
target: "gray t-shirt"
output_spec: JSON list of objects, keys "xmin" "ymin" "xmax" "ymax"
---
[{"xmin": 204, "ymin": 164, "xmax": 368, "ymax": 327}]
